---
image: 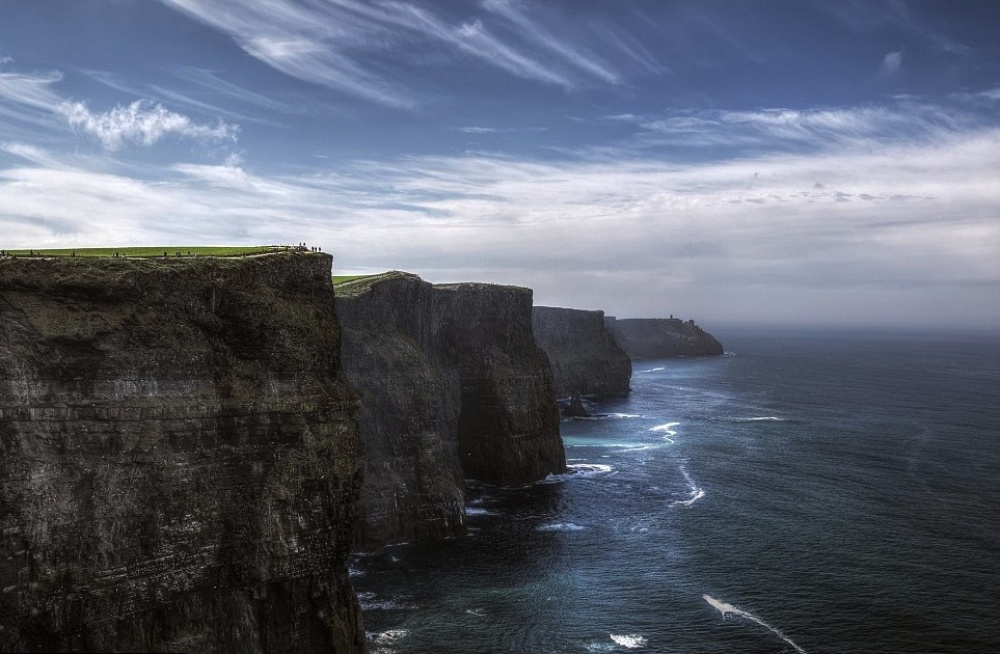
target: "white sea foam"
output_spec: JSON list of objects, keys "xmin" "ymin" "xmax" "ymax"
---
[
  {"xmin": 537, "ymin": 522, "xmax": 586, "ymax": 532},
  {"xmin": 607, "ymin": 412, "xmax": 642, "ymax": 419},
  {"xmin": 638, "ymin": 366, "xmax": 666, "ymax": 373},
  {"xmin": 670, "ymin": 465, "xmax": 705, "ymax": 508},
  {"xmin": 649, "ymin": 421, "xmax": 679, "ymax": 443},
  {"xmin": 465, "ymin": 507, "xmax": 494, "ymax": 516},
  {"xmin": 734, "ymin": 416, "xmax": 785, "ymax": 422},
  {"xmin": 367, "ymin": 628, "xmax": 409, "ymax": 650},
  {"xmin": 358, "ymin": 592, "xmax": 417, "ymax": 611},
  {"xmin": 568, "ymin": 463, "xmax": 614, "ymax": 476},
  {"xmin": 703, "ymin": 594, "xmax": 806, "ymax": 654},
  {"xmin": 610, "ymin": 633, "xmax": 648, "ymax": 648}
]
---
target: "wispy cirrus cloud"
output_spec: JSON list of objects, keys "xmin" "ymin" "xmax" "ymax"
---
[
  {"xmin": 58, "ymin": 99, "xmax": 237, "ymax": 151},
  {"xmin": 0, "ymin": 66, "xmax": 237, "ymax": 152},
  {"xmin": 156, "ymin": 0, "xmax": 625, "ymax": 106},
  {"xmin": 619, "ymin": 101, "xmax": 987, "ymax": 155}
]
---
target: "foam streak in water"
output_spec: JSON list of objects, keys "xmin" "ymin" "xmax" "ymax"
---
[
  {"xmin": 670, "ymin": 465, "xmax": 705, "ymax": 507},
  {"xmin": 703, "ymin": 594, "xmax": 806, "ymax": 654},
  {"xmin": 649, "ymin": 421, "xmax": 679, "ymax": 444}
]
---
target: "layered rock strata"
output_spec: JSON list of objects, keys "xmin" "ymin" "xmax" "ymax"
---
[
  {"xmin": 604, "ymin": 317, "xmax": 724, "ymax": 359},
  {"xmin": 0, "ymin": 253, "xmax": 366, "ymax": 653},
  {"xmin": 532, "ymin": 306, "xmax": 632, "ymax": 398},
  {"xmin": 335, "ymin": 273, "xmax": 565, "ymax": 550}
]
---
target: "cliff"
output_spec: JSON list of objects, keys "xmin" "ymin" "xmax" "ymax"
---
[
  {"xmin": 531, "ymin": 306, "xmax": 631, "ymax": 397},
  {"xmin": 335, "ymin": 273, "xmax": 565, "ymax": 549},
  {"xmin": 334, "ymin": 273, "xmax": 465, "ymax": 550},
  {"xmin": 605, "ymin": 317, "xmax": 724, "ymax": 359},
  {"xmin": 0, "ymin": 253, "xmax": 366, "ymax": 653},
  {"xmin": 432, "ymin": 283, "xmax": 565, "ymax": 486}
]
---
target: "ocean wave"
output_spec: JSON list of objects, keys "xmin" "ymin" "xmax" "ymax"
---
[
  {"xmin": 358, "ymin": 592, "xmax": 417, "ymax": 611},
  {"xmin": 610, "ymin": 633, "xmax": 648, "ymax": 648},
  {"xmin": 638, "ymin": 366, "xmax": 666, "ymax": 373},
  {"xmin": 733, "ymin": 416, "xmax": 785, "ymax": 422},
  {"xmin": 465, "ymin": 506, "xmax": 496, "ymax": 516},
  {"xmin": 367, "ymin": 628, "xmax": 408, "ymax": 653},
  {"xmin": 537, "ymin": 522, "xmax": 587, "ymax": 532},
  {"xmin": 703, "ymin": 594, "xmax": 806, "ymax": 654},
  {"xmin": 539, "ymin": 463, "xmax": 615, "ymax": 484}
]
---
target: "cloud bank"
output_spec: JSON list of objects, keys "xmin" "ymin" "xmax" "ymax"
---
[{"xmin": 3, "ymin": 99, "xmax": 998, "ymax": 328}]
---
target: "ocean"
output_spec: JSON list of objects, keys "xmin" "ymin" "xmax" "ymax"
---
[{"xmin": 352, "ymin": 328, "xmax": 1000, "ymax": 653}]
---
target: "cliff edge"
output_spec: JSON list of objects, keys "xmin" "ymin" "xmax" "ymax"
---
[
  {"xmin": 336, "ymin": 273, "xmax": 565, "ymax": 550},
  {"xmin": 532, "ymin": 306, "xmax": 631, "ymax": 397},
  {"xmin": 605, "ymin": 317, "xmax": 724, "ymax": 359},
  {"xmin": 0, "ymin": 253, "xmax": 366, "ymax": 653}
]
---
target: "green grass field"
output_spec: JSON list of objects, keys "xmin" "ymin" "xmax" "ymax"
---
[
  {"xmin": 332, "ymin": 271, "xmax": 412, "ymax": 297},
  {"xmin": 2, "ymin": 245, "xmax": 298, "ymax": 258}
]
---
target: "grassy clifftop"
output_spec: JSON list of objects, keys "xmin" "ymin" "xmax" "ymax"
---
[
  {"xmin": 332, "ymin": 270, "xmax": 415, "ymax": 298},
  {"xmin": 3, "ymin": 245, "xmax": 303, "ymax": 258}
]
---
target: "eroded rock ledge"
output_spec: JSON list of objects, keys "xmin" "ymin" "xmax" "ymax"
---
[
  {"xmin": 532, "ymin": 306, "xmax": 632, "ymax": 398},
  {"xmin": 0, "ymin": 253, "xmax": 366, "ymax": 653},
  {"xmin": 604, "ymin": 316, "xmax": 724, "ymax": 359},
  {"xmin": 335, "ymin": 273, "xmax": 565, "ymax": 551}
]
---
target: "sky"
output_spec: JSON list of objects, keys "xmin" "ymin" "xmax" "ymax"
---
[{"xmin": 1, "ymin": 0, "xmax": 999, "ymax": 328}]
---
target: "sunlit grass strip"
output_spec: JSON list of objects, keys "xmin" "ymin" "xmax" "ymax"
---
[
  {"xmin": 332, "ymin": 271, "xmax": 411, "ymax": 297},
  {"xmin": 3, "ymin": 245, "xmax": 297, "ymax": 258}
]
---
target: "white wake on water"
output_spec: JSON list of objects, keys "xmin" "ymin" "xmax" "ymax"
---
[
  {"xmin": 703, "ymin": 594, "xmax": 806, "ymax": 654},
  {"xmin": 670, "ymin": 465, "xmax": 705, "ymax": 507}
]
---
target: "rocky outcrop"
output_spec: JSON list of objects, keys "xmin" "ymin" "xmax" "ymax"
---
[
  {"xmin": 532, "ymin": 306, "xmax": 631, "ymax": 397},
  {"xmin": 0, "ymin": 253, "xmax": 366, "ymax": 653},
  {"xmin": 335, "ymin": 273, "xmax": 465, "ymax": 550},
  {"xmin": 335, "ymin": 273, "xmax": 565, "ymax": 550},
  {"xmin": 604, "ymin": 317, "xmax": 724, "ymax": 359}
]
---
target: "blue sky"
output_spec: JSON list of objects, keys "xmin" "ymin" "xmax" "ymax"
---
[{"xmin": 2, "ymin": 0, "xmax": 998, "ymax": 328}]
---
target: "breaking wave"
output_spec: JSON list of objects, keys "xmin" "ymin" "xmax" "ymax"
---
[{"xmin": 610, "ymin": 633, "xmax": 647, "ymax": 648}]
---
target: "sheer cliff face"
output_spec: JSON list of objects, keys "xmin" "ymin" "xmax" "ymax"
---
[
  {"xmin": 0, "ymin": 254, "xmax": 366, "ymax": 654},
  {"xmin": 432, "ymin": 284, "xmax": 565, "ymax": 487},
  {"xmin": 532, "ymin": 307, "xmax": 632, "ymax": 397},
  {"xmin": 336, "ymin": 275, "xmax": 565, "ymax": 549},
  {"xmin": 605, "ymin": 317, "xmax": 724, "ymax": 359},
  {"xmin": 335, "ymin": 274, "xmax": 465, "ymax": 550}
]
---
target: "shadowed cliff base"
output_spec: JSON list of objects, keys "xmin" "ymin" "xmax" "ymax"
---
[
  {"xmin": 335, "ymin": 272, "xmax": 565, "ymax": 551},
  {"xmin": 0, "ymin": 252, "xmax": 366, "ymax": 653},
  {"xmin": 604, "ymin": 317, "xmax": 724, "ymax": 359}
]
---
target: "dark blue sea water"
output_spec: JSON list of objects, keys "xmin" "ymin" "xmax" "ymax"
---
[{"xmin": 352, "ymin": 328, "xmax": 1000, "ymax": 654}]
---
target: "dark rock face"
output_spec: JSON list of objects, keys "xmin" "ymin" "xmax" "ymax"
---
[
  {"xmin": 605, "ymin": 317, "xmax": 724, "ymax": 359},
  {"xmin": 335, "ymin": 274, "xmax": 465, "ymax": 550},
  {"xmin": 336, "ymin": 274, "xmax": 565, "ymax": 549},
  {"xmin": 0, "ymin": 253, "xmax": 366, "ymax": 653},
  {"xmin": 432, "ymin": 283, "xmax": 565, "ymax": 487},
  {"xmin": 532, "ymin": 306, "xmax": 632, "ymax": 397}
]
